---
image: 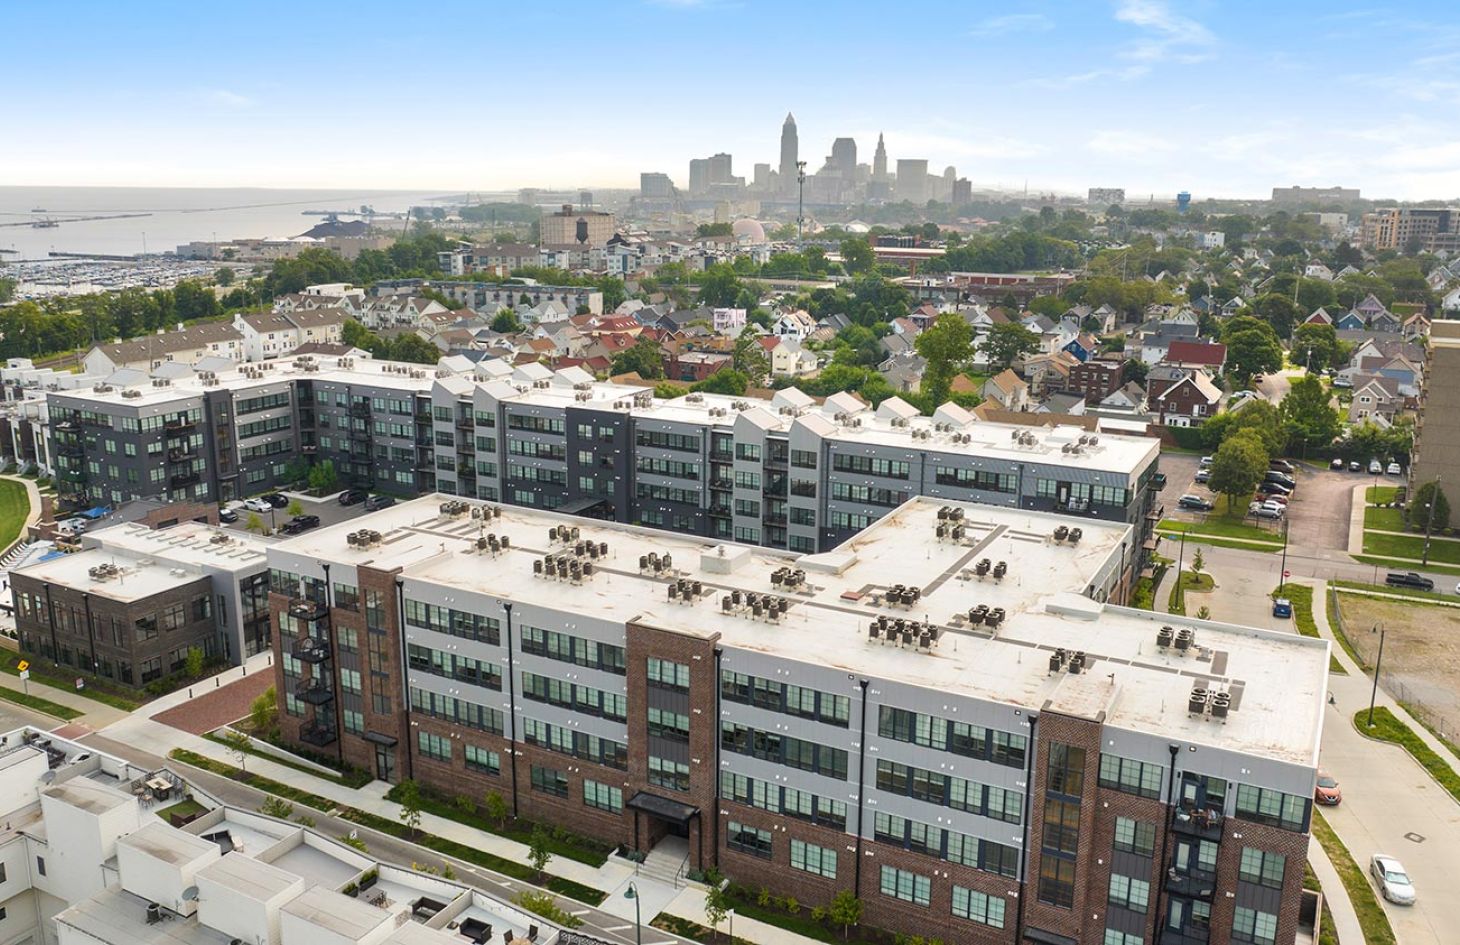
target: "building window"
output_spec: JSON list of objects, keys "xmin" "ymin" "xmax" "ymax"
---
[
  {"xmin": 1037, "ymin": 855, "xmax": 1076, "ymax": 909},
  {"xmin": 879, "ymin": 865, "xmax": 931, "ymax": 906},
  {"xmin": 1103, "ymin": 931, "xmax": 1143, "ymax": 945},
  {"xmin": 1235, "ymin": 784, "xmax": 1309, "ymax": 832},
  {"xmin": 646, "ymin": 657, "xmax": 690, "ymax": 691},
  {"xmin": 1239, "ymin": 848, "xmax": 1287, "ymax": 889},
  {"xmin": 530, "ymin": 765, "xmax": 569, "ymax": 798},
  {"xmin": 464, "ymin": 745, "xmax": 499, "ymax": 774},
  {"xmin": 648, "ymin": 756, "xmax": 690, "ymax": 792},
  {"xmin": 789, "ymin": 839, "xmax": 837, "ymax": 878},
  {"xmin": 727, "ymin": 821, "xmax": 772, "ymax": 858},
  {"xmin": 951, "ymin": 887, "xmax": 1005, "ymax": 928},
  {"xmin": 1113, "ymin": 817, "xmax": 1156, "ymax": 856},
  {"xmin": 647, "ymin": 707, "xmax": 690, "ymax": 741},
  {"xmin": 1232, "ymin": 907, "xmax": 1279, "ymax": 945},
  {"xmin": 1108, "ymin": 873, "xmax": 1151, "ymax": 913},
  {"xmin": 1099, "ymin": 754, "xmax": 1164, "ymax": 799},
  {"xmin": 36, "ymin": 856, "xmax": 45, "ymax": 876},
  {"xmin": 1047, "ymin": 743, "xmax": 1086, "ymax": 795},
  {"xmin": 582, "ymin": 779, "xmax": 623, "ymax": 814},
  {"xmin": 417, "ymin": 731, "xmax": 451, "ymax": 762}
]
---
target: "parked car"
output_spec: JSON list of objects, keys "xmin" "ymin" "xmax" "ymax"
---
[
  {"xmin": 279, "ymin": 514, "xmax": 321, "ymax": 535},
  {"xmin": 1255, "ymin": 492, "xmax": 1289, "ymax": 505},
  {"xmin": 363, "ymin": 494, "xmax": 396, "ymax": 511},
  {"xmin": 1369, "ymin": 854, "xmax": 1416, "ymax": 905},
  {"xmin": 1386, "ymin": 572, "xmax": 1435, "ymax": 591},
  {"xmin": 338, "ymin": 488, "xmax": 369, "ymax": 506},
  {"xmin": 1194, "ymin": 469, "xmax": 1211, "ymax": 483},
  {"xmin": 1369, "ymin": 458, "xmax": 1383, "ymax": 474},
  {"xmin": 1257, "ymin": 481, "xmax": 1293, "ymax": 497},
  {"xmin": 263, "ymin": 492, "xmax": 290, "ymax": 509},
  {"xmin": 1264, "ymin": 471, "xmax": 1297, "ymax": 489},
  {"xmin": 1249, "ymin": 503, "xmax": 1284, "ymax": 520},
  {"xmin": 1314, "ymin": 771, "xmax": 1342, "ymax": 805},
  {"xmin": 218, "ymin": 507, "xmax": 238, "ymax": 524},
  {"xmin": 1199, "ymin": 455, "xmax": 1214, "ymax": 468},
  {"xmin": 1387, "ymin": 462, "xmax": 1402, "ymax": 475},
  {"xmin": 1270, "ymin": 459, "xmax": 1296, "ymax": 474},
  {"xmin": 1272, "ymin": 598, "xmax": 1293, "ymax": 618},
  {"xmin": 1330, "ymin": 457, "xmax": 1345, "ymax": 470},
  {"xmin": 1178, "ymin": 494, "xmax": 1214, "ymax": 511},
  {"xmin": 243, "ymin": 497, "xmax": 273, "ymax": 513},
  {"xmin": 1349, "ymin": 460, "xmax": 1363, "ymax": 472}
]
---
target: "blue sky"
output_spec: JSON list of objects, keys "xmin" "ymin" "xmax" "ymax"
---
[{"xmin": 4, "ymin": 1, "xmax": 1458, "ymax": 199}]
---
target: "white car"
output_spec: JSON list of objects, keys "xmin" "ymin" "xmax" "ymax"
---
[
  {"xmin": 242, "ymin": 497, "xmax": 274, "ymax": 513},
  {"xmin": 1248, "ymin": 503, "xmax": 1284, "ymax": 520},
  {"xmin": 1370, "ymin": 854, "xmax": 1416, "ymax": 905},
  {"xmin": 1368, "ymin": 459, "xmax": 1383, "ymax": 475},
  {"xmin": 1387, "ymin": 462, "xmax": 1402, "ymax": 475}
]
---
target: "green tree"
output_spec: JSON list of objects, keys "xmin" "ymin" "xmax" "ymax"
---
[
  {"xmin": 1291, "ymin": 323, "xmax": 1338, "ymax": 371},
  {"xmin": 214, "ymin": 267, "xmax": 235, "ymax": 287},
  {"xmin": 396, "ymin": 778, "xmax": 422, "ymax": 838},
  {"xmin": 527, "ymin": 824, "xmax": 552, "ymax": 881},
  {"xmin": 386, "ymin": 333, "xmax": 441, "ymax": 364},
  {"xmin": 840, "ymin": 237, "xmax": 875, "ymax": 274},
  {"xmin": 222, "ymin": 728, "xmax": 252, "ymax": 772},
  {"xmin": 286, "ymin": 499, "xmax": 305, "ymax": 518},
  {"xmin": 259, "ymin": 796, "xmax": 294, "ymax": 819},
  {"xmin": 828, "ymin": 889, "xmax": 864, "ymax": 940},
  {"xmin": 703, "ymin": 869, "xmax": 729, "ymax": 940},
  {"xmin": 307, "ymin": 459, "xmax": 338, "ymax": 494},
  {"xmin": 1207, "ymin": 430, "xmax": 1269, "ymax": 513},
  {"xmin": 483, "ymin": 791, "xmax": 509, "ymax": 829},
  {"xmin": 914, "ymin": 312, "xmax": 976, "ymax": 407},
  {"xmin": 693, "ymin": 369, "xmax": 749, "ymax": 395},
  {"xmin": 1190, "ymin": 548, "xmax": 1204, "ymax": 577},
  {"xmin": 1251, "ymin": 292, "xmax": 1300, "ymax": 338},
  {"xmin": 610, "ymin": 337, "xmax": 664, "ymax": 379},
  {"xmin": 981, "ymin": 322, "xmax": 1039, "ymax": 371},
  {"xmin": 1223, "ymin": 329, "xmax": 1283, "ymax": 386},
  {"xmin": 1407, "ymin": 481, "xmax": 1451, "ymax": 531},
  {"xmin": 245, "ymin": 512, "xmax": 266, "ymax": 535},
  {"xmin": 696, "ymin": 222, "xmax": 734, "ymax": 238},
  {"xmin": 1280, "ymin": 374, "xmax": 1340, "ymax": 455},
  {"xmin": 1202, "ymin": 399, "xmax": 1284, "ymax": 456},
  {"xmin": 490, "ymin": 308, "xmax": 523, "ymax": 333},
  {"xmin": 184, "ymin": 646, "xmax": 205, "ymax": 679},
  {"xmin": 697, "ymin": 264, "xmax": 743, "ymax": 308},
  {"xmin": 250, "ymin": 686, "xmax": 277, "ymax": 737}
]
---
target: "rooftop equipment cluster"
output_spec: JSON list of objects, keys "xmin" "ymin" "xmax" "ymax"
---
[
  {"xmin": 1052, "ymin": 525, "xmax": 1083, "ymax": 545},
  {"xmin": 721, "ymin": 589, "xmax": 791, "ymax": 621},
  {"xmin": 346, "ymin": 529, "xmax": 383, "ymax": 549},
  {"xmin": 1047, "ymin": 648, "xmax": 1087, "ymax": 675},
  {"xmin": 868, "ymin": 615, "xmax": 941, "ymax": 651}
]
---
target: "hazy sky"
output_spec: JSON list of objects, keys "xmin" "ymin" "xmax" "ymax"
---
[{"xmin": 5, "ymin": 1, "xmax": 1458, "ymax": 199}]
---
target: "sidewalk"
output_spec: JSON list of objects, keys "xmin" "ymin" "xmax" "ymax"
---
[
  {"xmin": 1346, "ymin": 482, "xmax": 1365, "ymax": 555},
  {"xmin": 1301, "ymin": 838, "xmax": 1364, "ymax": 945},
  {"xmin": 0, "ymin": 659, "xmax": 130, "ymax": 728},
  {"xmin": 1331, "ymin": 585, "xmax": 1460, "ymax": 608}
]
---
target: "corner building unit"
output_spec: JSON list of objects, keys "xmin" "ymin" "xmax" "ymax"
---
[{"xmin": 267, "ymin": 495, "xmax": 1327, "ymax": 945}]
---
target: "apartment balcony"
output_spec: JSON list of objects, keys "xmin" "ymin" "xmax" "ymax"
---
[
  {"xmin": 291, "ymin": 636, "xmax": 332, "ymax": 664},
  {"xmin": 289, "ymin": 597, "xmax": 327, "ymax": 620},
  {"xmin": 350, "ymin": 402, "xmax": 371, "ymax": 417},
  {"xmin": 164, "ymin": 418, "xmax": 197, "ymax": 433},
  {"xmin": 710, "ymin": 478, "xmax": 733, "ymax": 491},
  {"xmin": 455, "ymin": 417, "xmax": 475, "ymax": 431},
  {"xmin": 1171, "ymin": 806, "xmax": 1224, "ymax": 841},
  {"xmin": 54, "ymin": 420, "xmax": 79, "ymax": 433},
  {"xmin": 167, "ymin": 448, "xmax": 197, "ymax": 463},
  {"xmin": 298, "ymin": 720, "xmax": 337, "ymax": 748},
  {"xmin": 58, "ymin": 467, "xmax": 86, "ymax": 483},
  {"xmin": 1164, "ymin": 866, "xmax": 1217, "ymax": 900},
  {"xmin": 57, "ymin": 444, "xmax": 83, "ymax": 458},
  {"xmin": 169, "ymin": 472, "xmax": 201, "ymax": 488},
  {"xmin": 1146, "ymin": 504, "xmax": 1165, "ymax": 521},
  {"xmin": 294, "ymin": 676, "xmax": 334, "ymax": 705}
]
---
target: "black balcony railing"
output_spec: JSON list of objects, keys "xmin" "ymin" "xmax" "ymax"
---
[
  {"xmin": 291, "ymin": 636, "xmax": 331, "ymax": 663},
  {"xmin": 1165, "ymin": 867, "xmax": 1217, "ymax": 900},
  {"xmin": 170, "ymin": 472, "xmax": 201, "ymax": 488},
  {"xmin": 295, "ymin": 676, "xmax": 334, "ymax": 705},
  {"xmin": 1171, "ymin": 806, "xmax": 1224, "ymax": 841},
  {"xmin": 164, "ymin": 418, "xmax": 197, "ymax": 433},
  {"xmin": 289, "ymin": 598, "xmax": 327, "ymax": 620},
  {"xmin": 298, "ymin": 720, "xmax": 337, "ymax": 747}
]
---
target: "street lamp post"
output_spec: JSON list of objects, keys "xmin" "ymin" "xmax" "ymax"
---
[
  {"xmin": 624, "ymin": 882, "xmax": 642, "ymax": 945},
  {"xmin": 1367, "ymin": 624, "xmax": 1387, "ymax": 728},
  {"xmin": 1279, "ymin": 516, "xmax": 1290, "ymax": 586}
]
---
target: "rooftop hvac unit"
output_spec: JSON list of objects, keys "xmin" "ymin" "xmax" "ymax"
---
[
  {"xmin": 1188, "ymin": 687, "xmax": 1209, "ymax": 715},
  {"xmin": 1210, "ymin": 691, "xmax": 1231, "ymax": 719}
]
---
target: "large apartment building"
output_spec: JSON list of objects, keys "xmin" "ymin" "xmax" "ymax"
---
[
  {"xmin": 45, "ymin": 354, "xmax": 1161, "ymax": 563},
  {"xmin": 1408, "ymin": 319, "xmax": 1460, "ymax": 494},
  {"xmin": 1360, "ymin": 207, "xmax": 1460, "ymax": 253},
  {"xmin": 265, "ymin": 494, "xmax": 1328, "ymax": 945}
]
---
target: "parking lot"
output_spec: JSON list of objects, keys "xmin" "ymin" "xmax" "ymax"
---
[{"xmin": 220, "ymin": 489, "xmax": 378, "ymax": 537}]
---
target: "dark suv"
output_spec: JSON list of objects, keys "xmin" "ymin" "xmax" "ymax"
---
[
  {"xmin": 364, "ymin": 495, "xmax": 396, "ymax": 511},
  {"xmin": 1386, "ymin": 572, "xmax": 1435, "ymax": 591},
  {"xmin": 338, "ymin": 489, "xmax": 369, "ymax": 506},
  {"xmin": 280, "ymin": 514, "xmax": 321, "ymax": 536}
]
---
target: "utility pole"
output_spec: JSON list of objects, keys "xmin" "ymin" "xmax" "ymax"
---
[
  {"xmin": 1279, "ymin": 516, "xmax": 1290, "ymax": 586},
  {"xmin": 1422, "ymin": 475, "xmax": 1442, "ymax": 566},
  {"xmin": 1367, "ymin": 624, "xmax": 1387, "ymax": 727},
  {"xmin": 796, "ymin": 161, "xmax": 807, "ymax": 242}
]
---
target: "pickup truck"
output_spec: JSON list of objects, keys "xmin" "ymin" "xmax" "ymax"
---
[{"xmin": 1386, "ymin": 572, "xmax": 1435, "ymax": 591}]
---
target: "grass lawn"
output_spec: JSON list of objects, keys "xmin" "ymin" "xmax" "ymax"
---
[
  {"xmin": 0, "ymin": 686, "xmax": 82, "ymax": 720},
  {"xmin": 1352, "ymin": 554, "xmax": 1460, "ymax": 578},
  {"xmin": 1354, "ymin": 706, "xmax": 1460, "ymax": 804},
  {"xmin": 1157, "ymin": 518, "xmax": 1283, "ymax": 545},
  {"xmin": 1311, "ymin": 812, "xmax": 1396, "ymax": 945},
  {"xmin": 1331, "ymin": 579, "xmax": 1457, "ymax": 604},
  {"xmin": 1167, "ymin": 571, "xmax": 1214, "ymax": 616},
  {"xmin": 1273, "ymin": 583, "xmax": 1345, "ymax": 674},
  {"xmin": 1303, "ymin": 863, "xmax": 1341, "ymax": 945},
  {"xmin": 384, "ymin": 782, "xmax": 611, "ymax": 867},
  {"xmin": 0, "ymin": 656, "xmax": 142, "ymax": 711},
  {"xmin": 202, "ymin": 731, "xmax": 371, "ymax": 789},
  {"xmin": 156, "ymin": 797, "xmax": 208, "ymax": 822},
  {"xmin": 1361, "ymin": 530, "xmax": 1460, "ymax": 566},
  {"xmin": 1364, "ymin": 506, "xmax": 1407, "ymax": 531},
  {"xmin": 0, "ymin": 478, "xmax": 30, "ymax": 552},
  {"xmin": 1367, "ymin": 485, "xmax": 1399, "ymax": 504}
]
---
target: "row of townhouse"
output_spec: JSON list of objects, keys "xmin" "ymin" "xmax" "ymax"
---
[
  {"xmin": 82, "ymin": 309, "xmax": 347, "ymax": 376},
  {"xmin": 44, "ymin": 353, "xmax": 1162, "ymax": 566}
]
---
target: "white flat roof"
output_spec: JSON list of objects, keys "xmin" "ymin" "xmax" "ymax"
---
[
  {"xmin": 282, "ymin": 885, "xmax": 393, "ymax": 940},
  {"xmin": 15, "ymin": 546, "xmax": 207, "ymax": 603},
  {"xmin": 85, "ymin": 521, "xmax": 270, "ymax": 572},
  {"xmin": 119, "ymin": 821, "xmax": 218, "ymax": 865},
  {"xmin": 274, "ymin": 495, "xmax": 1326, "ymax": 764},
  {"xmin": 196, "ymin": 851, "xmax": 300, "ymax": 901}
]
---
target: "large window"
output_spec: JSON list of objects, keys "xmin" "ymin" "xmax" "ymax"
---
[
  {"xmin": 722, "ymin": 671, "xmax": 849, "ymax": 726},
  {"xmin": 648, "ymin": 756, "xmax": 690, "ymax": 792},
  {"xmin": 727, "ymin": 821, "xmax": 772, "ymax": 858},
  {"xmin": 1047, "ymin": 743, "xmax": 1086, "ymax": 795},
  {"xmin": 1232, "ymin": 907, "xmax": 1279, "ymax": 945},
  {"xmin": 722, "ymin": 724, "xmax": 848, "ymax": 780},
  {"xmin": 1114, "ymin": 817, "xmax": 1156, "ymax": 856},
  {"xmin": 1239, "ymin": 848, "xmax": 1287, "ymax": 889},
  {"xmin": 408, "ymin": 644, "xmax": 502, "ymax": 690},
  {"xmin": 647, "ymin": 707, "xmax": 690, "ymax": 741},
  {"xmin": 832, "ymin": 454, "xmax": 911, "ymax": 479},
  {"xmin": 529, "ymin": 765, "xmax": 568, "ymax": 798},
  {"xmin": 520, "ymin": 626, "xmax": 625, "ymax": 674},
  {"xmin": 404, "ymin": 600, "xmax": 500, "ymax": 644},
  {"xmin": 951, "ymin": 887, "xmax": 1005, "ymax": 928},
  {"xmin": 876, "ymin": 760, "xmax": 1022, "ymax": 823},
  {"xmin": 1108, "ymin": 874, "xmax": 1151, "ymax": 913},
  {"xmin": 583, "ymin": 780, "xmax": 623, "ymax": 814},
  {"xmin": 646, "ymin": 657, "xmax": 690, "ymax": 692},
  {"xmin": 1038, "ymin": 856, "xmax": 1077, "ymax": 909},
  {"xmin": 879, "ymin": 866, "xmax": 931, "ymax": 906},
  {"xmin": 417, "ymin": 731, "xmax": 451, "ymax": 762},
  {"xmin": 464, "ymin": 745, "xmax": 499, "ymax": 775},
  {"xmin": 790, "ymin": 840, "xmax": 837, "ymax": 879},
  {"xmin": 408, "ymin": 689, "xmax": 504, "ymax": 735},
  {"xmin": 1100, "ymin": 754, "xmax": 1164, "ymax": 799},
  {"xmin": 1104, "ymin": 931, "xmax": 1143, "ymax": 945},
  {"xmin": 1235, "ymin": 784, "xmax": 1309, "ymax": 832}
]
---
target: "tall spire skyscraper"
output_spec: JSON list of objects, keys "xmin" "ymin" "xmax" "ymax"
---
[
  {"xmin": 873, "ymin": 132, "xmax": 888, "ymax": 180},
  {"xmin": 779, "ymin": 112, "xmax": 798, "ymax": 194}
]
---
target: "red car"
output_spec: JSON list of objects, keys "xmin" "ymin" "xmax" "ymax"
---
[{"xmin": 1314, "ymin": 771, "xmax": 1342, "ymax": 806}]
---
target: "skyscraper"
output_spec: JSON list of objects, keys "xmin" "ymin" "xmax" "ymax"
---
[
  {"xmin": 873, "ymin": 132, "xmax": 888, "ymax": 180},
  {"xmin": 895, "ymin": 158, "xmax": 929, "ymax": 203},
  {"xmin": 779, "ymin": 112, "xmax": 798, "ymax": 194},
  {"xmin": 831, "ymin": 137, "xmax": 857, "ymax": 176}
]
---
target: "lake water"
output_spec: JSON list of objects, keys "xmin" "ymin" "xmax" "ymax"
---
[{"xmin": 0, "ymin": 186, "xmax": 449, "ymax": 261}]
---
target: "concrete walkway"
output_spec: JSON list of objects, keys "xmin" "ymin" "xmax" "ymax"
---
[
  {"xmin": 1332, "ymin": 585, "xmax": 1460, "ymax": 608},
  {"xmin": 0, "ymin": 652, "xmax": 131, "ymax": 728},
  {"xmin": 1346, "ymin": 482, "xmax": 1367, "ymax": 555},
  {"xmin": 1365, "ymin": 527, "xmax": 1460, "ymax": 544},
  {"xmin": 1300, "ymin": 578, "xmax": 1460, "ymax": 944},
  {"xmin": 1304, "ymin": 832, "xmax": 1365, "ymax": 945}
]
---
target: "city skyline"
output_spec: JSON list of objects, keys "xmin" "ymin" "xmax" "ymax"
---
[{"xmin": 4, "ymin": 1, "xmax": 1459, "ymax": 199}]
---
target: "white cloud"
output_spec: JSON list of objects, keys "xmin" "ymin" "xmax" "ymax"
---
[
  {"xmin": 969, "ymin": 13, "xmax": 1053, "ymax": 37},
  {"xmin": 1020, "ymin": 64, "xmax": 1150, "ymax": 88},
  {"xmin": 205, "ymin": 89, "xmax": 255, "ymax": 109},
  {"xmin": 1113, "ymin": 0, "xmax": 1216, "ymax": 63},
  {"xmin": 1086, "ymin": 129, "xmax": 1177, "ymax": 158}
]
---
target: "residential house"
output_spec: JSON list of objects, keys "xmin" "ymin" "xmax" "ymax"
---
[
  {"xmin": 879, "ymin": 352, "xmax": 927, "ymax": 393},
  {"xmin": 757, "ymin": 336, "xmax": 818, "ymax": 378},
  {"xmin": 1335, "ymin": 310, "xmax": 1368, "ymax": 331},
  {"xmin": 1355, "ymin": 292, "xmax": 1389, "ymax": 320},
  {"xmin": 712, "ymin": 307, "xmax": 747, "ymax": 334},
  {"xmin": 83, "ymin": 322, "xmax": 246, "ymax": 376},
  {"xmin": 772, "ymin": 309, "xmax": 817, "ymax": 340},
  {"xmin": 1370, "ymin": 310, "xmax": 1402, "ymax": 334},
  {"xmin": 1304, "ymin": 307, "xmax": 1334, "ymax": 326},
  {"xmin": 664, "ymin": 350, "xmax": 732, "ymax": 383},
  {"xmin": 1130, "ymin": 322, "xmax": 1199, "ymax": 365},
  {"xmin": 1061, "ymin": 331, "xmax": 1100, "ymax": 363},
  {"xmin": 1444, "ymin": 285, "xmax": 1460, "ymax": 313},
  {"xmin": 1019, "ymin": 351, "xmax": 1079, "ymax": 395},
  {"xmin": 1163, "ymin": 339, "xmax": 1228, "ymax": 374},
  {"xmin": 1099, "ymin": 381, "xmax": 1149, "ymax": 414},
  {"xmin": 982, "ymin": 368, "xmax": 1030, "ymax": 410},
  {"xmin": 1348, "ymin": 374, "xmax": 1405, "ymax": 424},
  {"xmin": 1304, "ymin": 262, "xmax": 1334, "ymax": 281},
  {"xmin": 1067, "ymin": 358, "xmax": 1125, "ymax": 404},
  {"xmin": 1034, "ymin": 392, "xmax": 1088, "ymax": 417},
  {"xmin": 1150, "ymin": 372, "xmax": 1222, "ymax": 426}
]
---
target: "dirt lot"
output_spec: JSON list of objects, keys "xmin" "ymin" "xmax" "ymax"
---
[{"xmin": 1335, "ymin": 594, "xmax": 1460, "ymax": 731}]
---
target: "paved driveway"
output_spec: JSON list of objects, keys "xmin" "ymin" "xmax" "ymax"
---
[
  {"xmin": 1285, "ymin": 465, "xmax": 1363, "ymax": 551},
  {"xmin": 222, "ymin": 490, "xmax": 372, "ymax": 536}
]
